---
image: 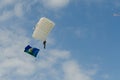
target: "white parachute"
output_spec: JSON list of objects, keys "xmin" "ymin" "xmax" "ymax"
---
[{"xmin": 32, "ymin": 17, "xmax": 55, "ymax": 41}]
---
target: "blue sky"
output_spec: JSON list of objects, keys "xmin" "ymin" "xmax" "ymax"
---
[{"xmin": 0, "ymin": 0, "xmax": 120, "ymax": 80}]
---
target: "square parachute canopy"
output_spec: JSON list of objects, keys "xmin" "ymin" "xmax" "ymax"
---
[{"xmin": 24, "ymin": 45, "xmax": 40, "ymax": 57}]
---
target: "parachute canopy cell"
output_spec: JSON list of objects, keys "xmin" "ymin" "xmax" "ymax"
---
[
  {"xmin": 32, "ymin": 17, "xmax": 55, "ymax": 41},
  {"xmin": 24, "ymin": 45, "xmax": 40, "ymax": 57}
]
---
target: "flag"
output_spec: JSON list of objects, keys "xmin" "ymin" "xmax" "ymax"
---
[{"xmin": 24, "ymin": 45, "xmax": 39, "ymax": 57}]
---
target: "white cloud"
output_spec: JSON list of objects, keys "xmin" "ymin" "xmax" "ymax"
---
[
  {"xmin": 74, "ymin": 28, "xmax": 88, "ymax": 39},
  {"xmin": 0, "ymin": 10, "xmax": 13, "ymax": 21},
  {"xmin": 0, "ymin": 26, "xmax": 34, "ymax": 79},
  {"xmin": 37, "ymin": 49, "xmax": 70, "ymax": 69},
  {"xmin": 85, "ymin": 69, "xmax": 97, "ymax": 76},
  {"xmin": 113, "ymin": 0, "xmax": 120, "ymax": 8},
  {"xmin": 0, "ymin": 0, "xmax": 71, "ymax": 22},
  {"xmin": 0, "ymin": 1, "xmax": 24, "ymax": 21},
  {"xmin": 0, "ymin": 0, "xmax": 16, "ymax": 8},
  {"xmin": 62, "ymin": 61, "xmax": 92, "ymax": 80},
  {"xmin": 81, "ymin": 0, "xmax": 105, "ymax": 4},
  {"xmin": 14, "ymin": 3, "xmax": 24, "ymax": 17},
  {"xmin": 85, "ymin": 0, "xmax": 104, "ymax": 3},
  {"xmin": 101, "ymin": 74, "xmax": 110, "ymax": 79},
  {"xmin": 65, "ymin": 27, "xmax": 88, "ymax": 39},
  {"xmin": 113, "ymin": 13, "xmax": 120, "ymax": 16},
  {"xmin": 0, "ymin": 26, "xmax": 95, "ymax": 80},
  {"xmin": 41, "ymin": 0, "xmax": 70, "ymax": 9},
  {"xmin": 74, "ymin": 0, "xmax": 105, "ymax": 6}
]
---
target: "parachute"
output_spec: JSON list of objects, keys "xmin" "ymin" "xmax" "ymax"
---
[
  {"xmin": 32, "ymin": 17, "xmax": 55, "ymax": 42},
  {"xmin": 24, "ymin": 17, "xmax": 55, "ymax": 57}
]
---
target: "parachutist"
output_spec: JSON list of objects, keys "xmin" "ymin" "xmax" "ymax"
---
[
  {"xmin": 32, "ymin": 17, "xmax": 55, "ymax": 50},
  {"xmin": 43, "ymin": 40, "xmax": 47, "ymax": 49},
  {"xmin": 24, "ymin": 17, "xmax": 55, "ymax": 57}
]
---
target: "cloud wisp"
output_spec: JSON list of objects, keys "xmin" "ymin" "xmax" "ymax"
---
[
  {"xmin": 41, "ymin": 0, "xmax": 70, "ymax": 10},
  {"xmin": 0, "ymin": 0, "xmax": 71, "ymax": 23}
]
